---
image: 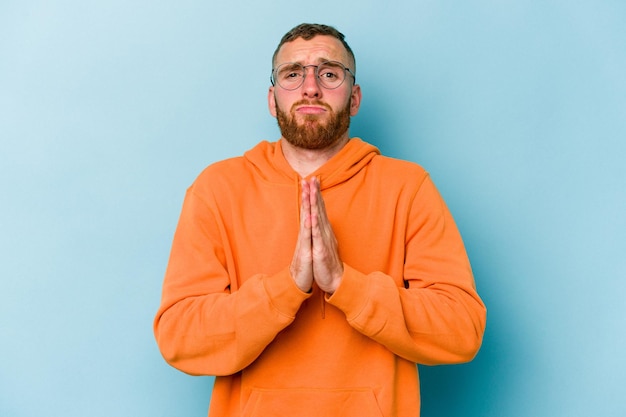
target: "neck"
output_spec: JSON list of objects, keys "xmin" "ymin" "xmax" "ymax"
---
[{"xmin": 281, "ymin": 136, "xmax": 350, "ymax": 178}]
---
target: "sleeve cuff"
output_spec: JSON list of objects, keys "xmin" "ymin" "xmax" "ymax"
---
[
  {"xmin": 325, "ymin": 263, "xmax": 371, "ymax": 320},
  {"xmin": 263, "ymin": 267, "xmax": 312, "ymax": 318}
]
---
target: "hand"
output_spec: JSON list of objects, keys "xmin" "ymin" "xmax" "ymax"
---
[
  {"xmin": 290, "ymin": 180, "xmax": 314, "ymax": 292},
  {"xmin": 290, "ymin": 177, "xmax": 343, "ymax": 294}
]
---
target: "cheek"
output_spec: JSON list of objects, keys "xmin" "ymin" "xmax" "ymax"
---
[
  {"xmin": 269, "ymin": 88, "xmax": 294, "ymax": 117},
  {"xmin": 272, "ymin": 93, "xmax": 294, "ymax": 114}
]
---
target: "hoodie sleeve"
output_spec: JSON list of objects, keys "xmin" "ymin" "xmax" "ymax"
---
[
  {"xmin": 153, "ymin": 187, "xmax": 311, "ymax": 376},
  {"xmin": 327, "ymin": 174, "xmax": 486, "ymax": 365}
]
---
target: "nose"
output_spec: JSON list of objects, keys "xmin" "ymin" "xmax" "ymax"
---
[{"xmin": 301, "ymin": 66, "xmax": 322, "ymax": 98}]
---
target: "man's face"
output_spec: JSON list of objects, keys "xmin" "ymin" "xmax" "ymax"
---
[{"xmin": 268, "ymin": 35, "xmax": 361, "ymax": 150}]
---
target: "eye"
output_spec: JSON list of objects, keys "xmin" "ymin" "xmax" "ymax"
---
[
  {"xmin": 278, "ymin": 64, "xmax": 304, "ymax": 80},
  {"xmin": 318, "ymin": 63, "xmax": 344, "ymax": 80}
]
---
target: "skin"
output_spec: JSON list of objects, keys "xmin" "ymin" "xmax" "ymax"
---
[{"xmin": 268, "ymin": 35, "xmax": 362, "ymax": 294}]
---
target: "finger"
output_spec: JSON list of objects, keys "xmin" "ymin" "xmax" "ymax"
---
[
  {"xmin": 308, "ymin": 178, "xmax": 321, "ymax": 230},
  {"xmin": 299, "ymin": 179, "xmax": 312, "ymax": 228},
  {"xmin": 289, "ymin": 179, "xmax": 314, "ymax": 292},
  {"xmin": 309, "ymin": 177, "xmax": 330, "ymax": 234},
  {"xmin": 309, "ymin": 180, "xmax": 334, "ymax": 256}
]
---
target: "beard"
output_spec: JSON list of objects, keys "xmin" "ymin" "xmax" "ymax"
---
[{"xmin": 276, "ymin": 98, "xmax": 351, "ymax": 150}]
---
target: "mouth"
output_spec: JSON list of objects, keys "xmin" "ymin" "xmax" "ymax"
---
[
  {"xmin": 292, "ymin": 100, "xmax": 331, "ymax": 116},
  {"xmin": 295, "ymin": 105, "xmax": 327, "ymax": 115}
]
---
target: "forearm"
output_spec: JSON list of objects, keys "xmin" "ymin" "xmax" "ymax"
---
[
  {"xmin": 154, "ymin": 268, "xmax": 310, "ymax": 376},
  {"xmin": 327, "ymin": 264, "xmax": 486, "ymax": 365}
]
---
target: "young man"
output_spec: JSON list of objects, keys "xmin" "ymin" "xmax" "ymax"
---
[{"xmin": 154, "ymin": 23, "xmax": 486, "ymax": 417}]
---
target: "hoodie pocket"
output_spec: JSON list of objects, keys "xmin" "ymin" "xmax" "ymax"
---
[{"xmin": 242, "ymin": 387, "xmax": 384, "ymax": 417}]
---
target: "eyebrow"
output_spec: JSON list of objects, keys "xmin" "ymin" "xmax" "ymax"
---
[
  {"xmin": 277, "ymin": 63, "xmax": 301, "ymax": 72},
  {"xmin": 281, "ymin": 58, "xmax": 346, "ymax": 67}
]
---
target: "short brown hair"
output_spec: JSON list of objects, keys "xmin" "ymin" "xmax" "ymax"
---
[{"xmin": 272, "ymin": 23, "xmax": 356, "ymax": 70}]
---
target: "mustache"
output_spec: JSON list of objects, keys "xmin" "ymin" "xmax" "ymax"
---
[{"xmin": 290, "ymin": 100, "xmax": 332, "ymax": 112}]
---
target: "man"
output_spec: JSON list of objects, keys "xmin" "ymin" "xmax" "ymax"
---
[{"xmin": 154, "ymin": 23, "xmax": 486, "ymax": 417}]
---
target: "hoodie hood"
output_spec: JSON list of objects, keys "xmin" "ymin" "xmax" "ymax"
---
[{"xmin": 244, "ymin": 138, "xmax": 380, "ymax": 189}]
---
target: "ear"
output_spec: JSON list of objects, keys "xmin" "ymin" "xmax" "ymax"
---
[
  {"xmin": 349, "ymin": 84, "xmax": 362, "ymax": 117},
  {"xmin": 268, "ymin": 86, "xmax": 277, "ymax": 117}
]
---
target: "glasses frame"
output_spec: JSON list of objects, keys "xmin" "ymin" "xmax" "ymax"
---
[{"xmin": 271, "ymin": 60, "xmax": 356, "ymax": 91}]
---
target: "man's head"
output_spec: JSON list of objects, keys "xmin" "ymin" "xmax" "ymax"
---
[
  {"xmin": 268, "ymin": 23, "xmax": 361, "ymax": 150},
  {"xmin": 272, "ymin": 23, "xmax": 356, "ymax": 72}
]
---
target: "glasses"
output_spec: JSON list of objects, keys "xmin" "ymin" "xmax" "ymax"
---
[{"xmin": 271, "ymin": 61, "xmax": 355, "ymax": 90}]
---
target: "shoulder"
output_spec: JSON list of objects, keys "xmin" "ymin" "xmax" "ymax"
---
[
  {"xmin": 200, "ymin": 155, "xmax": 248, "ymax": 177},
  {"xmin": 195, "ymin": 155, "xmax": 248, "ymax": 182},
  {"xmin": 185, "ymin": 155, "xmax": 252, "ymax": 203},
  {"xmin": 369, "ymin": 154, "xmax": 430, "ymax": 184}
]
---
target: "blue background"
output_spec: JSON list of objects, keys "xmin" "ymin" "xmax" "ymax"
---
[{"xmin": 1, "ymin": 1, "xmax": 624, "ymax": 416}]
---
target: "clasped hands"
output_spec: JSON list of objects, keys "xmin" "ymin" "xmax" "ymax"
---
[{"xmin": 290, "ymin": 177, "xmax": 343, "ymax": 295}]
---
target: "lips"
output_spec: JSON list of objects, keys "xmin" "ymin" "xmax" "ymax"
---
[
  {"xmin": 292, "ymin": 101, "xmax": 331, "ymax": 114},
  {"xmin": 296, "ymin": 106, "xmax": 327, "ymax": 115}
]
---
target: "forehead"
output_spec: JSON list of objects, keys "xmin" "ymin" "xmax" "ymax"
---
[{"xmin": 275, "ymin": 35, "xmax": 351, "ymax": 66}]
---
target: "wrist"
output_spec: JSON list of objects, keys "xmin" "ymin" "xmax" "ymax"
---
[{"xmin": 321, "ymin": 269, "xmax": 343, "ymax": 295}]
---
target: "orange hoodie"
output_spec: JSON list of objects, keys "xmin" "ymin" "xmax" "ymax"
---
[{"xmin": 154, "ymin": 138, "xmax": 486, "ymax": 417}]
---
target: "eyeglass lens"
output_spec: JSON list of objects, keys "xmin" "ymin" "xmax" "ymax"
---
[{"xmin": 274, "ymin": 62, "xmax": 349, "ymax": 90}]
